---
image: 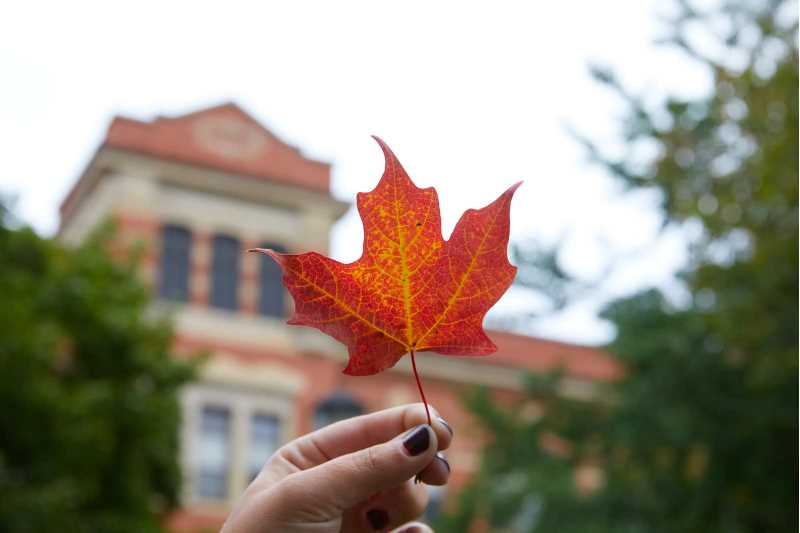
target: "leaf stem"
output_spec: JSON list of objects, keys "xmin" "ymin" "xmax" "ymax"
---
[{"xmin": 409, "ymin": 349, "xmax": 431, "ymax": 426}]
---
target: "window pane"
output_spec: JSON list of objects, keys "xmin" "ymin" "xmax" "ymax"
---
[
  {"xmin": 259, "ymin": 242, "xmax": 286, "ymax": 317},
  {"xmin": 248, "ymin": 413, "xmax": 280, "ymax": 481},
  {"xmin": 194, "ymin": 406, "xmax": 231, "ymax": 500},
  {"xmin": 210, "ymin": 234, "xmax": 240, "ymax": 311},
  {"xmin": 424, "ymin": 485, "xmax": 445, "ymax": 522},
  {"xmin": 159, "ymin": 225, "xmax": 192, "ymax": 301}
]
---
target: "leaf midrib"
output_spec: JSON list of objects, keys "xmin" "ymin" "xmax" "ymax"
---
[{"xmin": 415, "ymin": 202, "xmax": 503, "ymax": 350}]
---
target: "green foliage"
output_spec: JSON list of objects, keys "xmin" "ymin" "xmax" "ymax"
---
[
  {"xmin": 0, "ymin": 214, "xmax": 194, "ymax": 533},
  {"xmin": 439, "ymin": 1, "xmax": 797, "ymax": 531}
]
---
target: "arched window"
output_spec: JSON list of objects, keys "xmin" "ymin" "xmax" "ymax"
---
[
  {"xmin": 313, "ymin": 390, "xmax": 364, "ymax": 430},
  {"xmin": 159, "ymin": 224, "xmax": 192, "ymax": 301},
  {"xmin": 210, "ymin": 234, "xmax": 240, "ymax": 311},
  {"xmin": 259, "ymin": 242, "xmax": 287, "ymax": 318}
]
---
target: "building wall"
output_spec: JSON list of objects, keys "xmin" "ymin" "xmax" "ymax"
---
[{"xmin": 60, "ymin": 149, "xmax": 526, "ymax": 532}]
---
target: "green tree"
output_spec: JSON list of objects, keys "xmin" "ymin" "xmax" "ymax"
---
[
  {"xmin": 0, "ymin": 207, "xmax": 194, "ymax": 533},
  {"xmin": 438, "ymin": 1, "xmax": 797, "ymax": 531}
]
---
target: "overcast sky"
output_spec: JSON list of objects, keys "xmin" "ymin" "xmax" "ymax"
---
[{"xmin": 0, "ymin": 1, "xmax": 713, "ymax": 345}]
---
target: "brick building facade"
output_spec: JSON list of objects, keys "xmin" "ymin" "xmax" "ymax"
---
[{"xmin": 58, "ymin": 103, "xmax": 620, "ymax": 531}]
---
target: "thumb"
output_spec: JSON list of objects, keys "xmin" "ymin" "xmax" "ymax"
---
[{"xmin": 281, "ymin": 424, "xmax": 437, "ymax": 513}]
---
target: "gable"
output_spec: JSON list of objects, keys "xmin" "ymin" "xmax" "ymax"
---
[{"xmin": 103, "ymin": 102, "xmax": 330, "ymax": 193}]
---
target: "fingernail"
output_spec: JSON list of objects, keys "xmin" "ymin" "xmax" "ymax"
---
[
  {"xmin": 437, "ymin": 452, "xmax": 450, "ymax": 473},
  {"xmin": 403, "ymin": 425, "xmax": 431, "ymax": 456},
  {"xmin": 437, "ymin": 416, "xmax": 453, "ymax": 436},
  {"xmin": 366, "ymin": 508, "xmax": 389, "ymax": 530},
  {"xmin": 397, "ymin": 526, "xmax": 425, "ymax": 533}
]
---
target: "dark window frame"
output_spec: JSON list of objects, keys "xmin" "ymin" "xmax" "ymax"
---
[
  {"xmin": 210, "ymin": 233, "xmax": 241, "ymax": 311},
  {"xmin": 159, "ymin": 224, "xmax": 192, "ymax": 302},
  {"xmin": 258, "ymin": 242, "xmax": 287, "ymax": 318}
]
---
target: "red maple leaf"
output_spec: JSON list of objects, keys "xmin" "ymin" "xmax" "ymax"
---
[{"xmin": 250, "ymin": 137, "xmax": 520, "ymax": 424}]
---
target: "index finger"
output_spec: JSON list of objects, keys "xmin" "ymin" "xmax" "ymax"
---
[{"xmin": 292, "ymin": 403, "xmax": 453, "ymax": 467}]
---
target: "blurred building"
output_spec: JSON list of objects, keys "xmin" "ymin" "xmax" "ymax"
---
[{"xmin": 58, "ymin": 103, "xmax": 620, "ymax": 531}]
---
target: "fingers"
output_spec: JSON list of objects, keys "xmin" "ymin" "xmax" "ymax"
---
[
  {"xmin": 415, "ymin": 452, "xmax": 450, "ymax": 486},
  {"xmin": 341, "ymin": 480, "xmax": 429, "ymax": 532},
  {"xmin": 278, "ymin": 424, "xmax": 439, "ymax": 514},
  {"xmin": 287, "ymin": 404, "xmax": 452, "ymax": 470}
]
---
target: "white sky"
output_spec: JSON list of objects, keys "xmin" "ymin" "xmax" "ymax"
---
[{"xmin": 0, "ymin": 1, "xmax": 712, "ymax": 345}]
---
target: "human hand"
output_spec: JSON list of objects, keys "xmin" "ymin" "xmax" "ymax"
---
[{"xmin": 221, "ymin": 403, "xmax": 453, "ymax": 533}]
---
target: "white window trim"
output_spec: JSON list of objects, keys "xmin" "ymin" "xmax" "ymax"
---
[{"xmin": 180, "ymin": 381, "xmax": 295, "ymax": 508}]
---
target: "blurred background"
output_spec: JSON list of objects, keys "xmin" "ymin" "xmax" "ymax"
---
[{"xmin": 0, "ymin": 1, "xmax": 796, "ymax": 532}]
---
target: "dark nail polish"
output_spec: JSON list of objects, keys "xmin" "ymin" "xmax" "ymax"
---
[
  {"xmin": 403, "ymin": 425, "xmax": 431, "ymax": 456},
  {"xmin": 437, "ymin": 452, "xmax": 451, "ymax": 473},
  {"xmin": 366, "ymin": 508, "xmax": 389, "ymax": 530},
  {"xmin": 437, "ymin": 416, "xmax": 453, "ymax": 436}
]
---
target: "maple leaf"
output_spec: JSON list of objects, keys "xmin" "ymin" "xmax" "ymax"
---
[{"xmin": 250, "ymin": 137, "xmax": 520, "ymax": 423}]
